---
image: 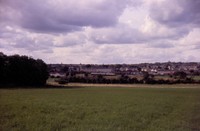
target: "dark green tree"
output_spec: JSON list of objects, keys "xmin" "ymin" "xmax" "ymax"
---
[
  {"xmin": 0, "ymin": 52, "xmax": 49, "ymax": 86},
  {"xmin": 174, "ymin": 71, "xmax": 187, "ymax": 80}
]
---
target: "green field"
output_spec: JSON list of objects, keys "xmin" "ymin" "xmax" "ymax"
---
[{"xmin": 1, "ymin": 85, "xmax": 200, "ymax": 131}]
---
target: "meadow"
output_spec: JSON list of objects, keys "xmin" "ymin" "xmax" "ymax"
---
[{"xmin": 0, "ymin": 85, "xmax": 200, "ymax": 131}]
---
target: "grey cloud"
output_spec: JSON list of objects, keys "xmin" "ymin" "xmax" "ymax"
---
[
  {"xmin": 0, "ymin": 0, "xmax": 135, "ymax": 33},
  {"xmin": 90, "ymin": 24, "xmax": 188, "ymax": 45},
  {"xmin": 90, "ymin": 25, "xmax": 147, "ymax": 44},
  {"xmin": 0, "ymin": 27, "xmax": 54, "ymax": 52},
  {"xmin": 54, "ymin": 33, "xmax": 87, "ymax": 47},
  {"xmin": 13, "ymin": 38, "xmax": 51, "ymax": 51},
  {"xmin": 149, "ymin": 0, "xmax": 200, "ymax": 27},
  {"xmin": 194, "ymin": 44, "xmax": 200, "ymax": 50},
  {"xmin": 0, "ymin": 25, "xmax": 24, "ymax": 39},
  {"xmin": 147, "ymin": 41, "xmax": 174, "ymax": 49},
  {"xmin": 0, "ymin": 42, "xmax": 3, "ymax": 48}
]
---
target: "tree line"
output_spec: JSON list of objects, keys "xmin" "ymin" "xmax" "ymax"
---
[
  {"xmin": 64, "ymin": 75, "xmax": 199, "ymax": 84},
  {"xmin": 54, "ymin": 71, "xmax": 200, "ymax": 85},
  {"xmin": 0, "ymin": 52, "xmax": 49, "ymax": 86}
]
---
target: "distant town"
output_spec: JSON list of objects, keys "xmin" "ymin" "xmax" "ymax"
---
[{"xmin": 48, "ymin": 62, "xmax": 200, "ymax": 84}]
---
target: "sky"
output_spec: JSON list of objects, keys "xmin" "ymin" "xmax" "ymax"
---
[{"xmin": 0, "ymin": 0, "xmax": 200, "ymax": 64}]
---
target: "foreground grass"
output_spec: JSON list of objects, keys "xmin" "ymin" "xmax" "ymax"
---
[{"xmin": 0, "ymin": 85, "xmax": 200, "ymax": 131}]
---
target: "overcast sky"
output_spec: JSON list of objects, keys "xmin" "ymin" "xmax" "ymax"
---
[{"xmin": 0, "ymin": 0, "xmax": 200, "ymax": 64}]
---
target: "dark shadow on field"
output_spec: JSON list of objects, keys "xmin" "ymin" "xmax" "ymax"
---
[
  {"xmin": 45, "ymin": 84, "xmax": 84, "ymax": 89},
  {"xmin": 0, "ymin": 84, "xmax": 84, "ymax": 89}
]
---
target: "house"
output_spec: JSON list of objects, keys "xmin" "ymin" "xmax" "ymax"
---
[
  {"xmin": 81, "ymin": 68, "xmax": 113, "ymax": 73},
  {"xmin": 50, "ymin": 73, "xmax": 66, "ymax": 78},
  {"xmin": 156, "ymin": 70, "xmax": 175, "ymax": 76}
]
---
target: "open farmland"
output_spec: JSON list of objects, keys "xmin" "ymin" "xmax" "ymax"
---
[{"xmin": 1, "ymin": 85, "xmax": 200, "ymax": 131}]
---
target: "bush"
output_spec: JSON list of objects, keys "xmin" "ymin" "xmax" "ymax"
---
[{"xmin": 57, "ymin": 79, "xmax": 68, "ymax": 84}]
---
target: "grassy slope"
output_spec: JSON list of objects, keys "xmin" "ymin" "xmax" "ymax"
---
[{"xmin": 0, "ymin": 86, "xmax": 200, "ymax": 131}]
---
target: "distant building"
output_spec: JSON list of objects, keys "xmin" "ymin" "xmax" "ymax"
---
[
  {"xmin": 81, "ymin": 68, "xmax": 113, "ymax": 73},
  {"xmin": 50, "ymin": 73, "xmax": 66, "ymax": 78}
]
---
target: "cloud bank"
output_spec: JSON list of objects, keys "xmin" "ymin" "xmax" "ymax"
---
[{"xmin": 0, "ymin": 0, "xmax": 200, "ymax": 63}]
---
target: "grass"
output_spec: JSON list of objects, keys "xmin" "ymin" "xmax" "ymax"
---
[
  {"xmin": 0, "ymin": 85, "xmax": 200, "ymax": 131},
  {"xmin": 193, "ymin": 76, "xmax": 200, "ymax": 81}
]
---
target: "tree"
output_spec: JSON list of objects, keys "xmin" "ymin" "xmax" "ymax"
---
[
  {"xmin": 142, "ymin": 71, "xmax": 155, "ymax": 84},
  {"xmin": 173, "ymin": 71, "xmax": 187, "ymax": 80},
  {"xmin": 0, "ymin": 52, "xmax": 49, "ymax": 86},
  {"xmin": 0, "ymin": 53, "xmax": 8, "ymax": 84}
]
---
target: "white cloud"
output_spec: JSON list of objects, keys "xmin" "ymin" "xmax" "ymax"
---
[{"xmin": 0, "ymin": 0, "xmax": 200, "ymax": 63}]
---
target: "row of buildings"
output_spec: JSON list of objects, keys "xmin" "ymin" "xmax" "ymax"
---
[{"xmin": 48, "ymin": 62, "xmax": 200, "ymax": 79}]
